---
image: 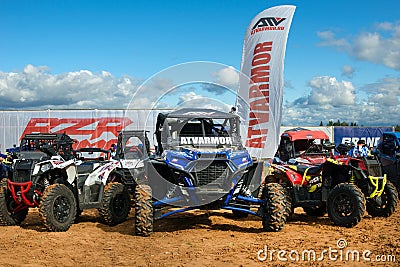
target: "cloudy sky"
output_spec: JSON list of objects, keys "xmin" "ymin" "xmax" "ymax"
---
[{"xmin": 0, "ymin": 0, "xmax": 399, "ymax": 126}]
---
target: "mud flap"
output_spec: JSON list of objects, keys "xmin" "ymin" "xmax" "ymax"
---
[
  {"xmin": 80, "ymin": 182, "xmax": 104, "ymax": 209},
  {"xmin": 322, "ymin": 187, "xmax": 329, "ymax": 202},
  {"xmin": 247, "ymin": 161, "xmax": 263, "ymax": 197}
]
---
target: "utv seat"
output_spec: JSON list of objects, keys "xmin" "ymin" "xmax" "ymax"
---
[{"xmin": 292, "ymin": 164, "xmax": 322, "ymax": 176}]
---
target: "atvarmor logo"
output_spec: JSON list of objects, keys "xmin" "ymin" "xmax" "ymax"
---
[
  {"xmin": 180, "ymin": 136, "xmax": 232, "ymax": 145},
  {"xmin": 251, "ymin": 17, "xmax": 286, "ymax": 34}
]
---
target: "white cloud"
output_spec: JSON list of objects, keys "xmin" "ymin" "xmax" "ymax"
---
[
  {"xmin": 362, "ymin": 77, "xmax": 400, "ymax": 106},
  {"xmin": 178, "ymin": 91, "xmax": 202, "ymax": 103},
  {"xmin": 212, "ymin": 66, "xmax": 239, "ymax": 88},
  {"xmin": 317, "ymin": 22, "xmax": 400, "ymax": 70},
  {"xmin": 1, "ymin": 65, "xmax": 398, "ymax": 127},
  {"xmin": 376, "ymin": 22, "xmax": 393, "ymax": 31},
  {"xmin": 176, "ymin": 91, "xmax": 231, "ymax": 111},
  {"xmin": 307, "ymin": 76, "xmax": 355, "ymax": 106},
  {"xmin": 283, "ymin": 75, "xmax": 400, "ymax": 126},
  {"xmin": 317, "ymin": 30, "xmax": 350, "ymax": 50},
  {"xmin": 284, "ymin": 80, "xmax": 294, "ymax": 89},
  {"xmin": 0, "ymin": 64, "xmax": 139, "ymax": 109},
  {"xmin": 202, "ymin": 66, "xmax": 239, "ymax": 95},
  {"xmin": 341, "ymin": 65, "xmax": 355, "ymax": 78},
  {"xmin": 129, "ymin": 78, "xmax": 176, "ymax": 109}
]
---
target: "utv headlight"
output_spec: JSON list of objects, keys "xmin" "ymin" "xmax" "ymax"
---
[{"xmin": 40, "ymin": 163, "xmax": 52, "ymax": 173}]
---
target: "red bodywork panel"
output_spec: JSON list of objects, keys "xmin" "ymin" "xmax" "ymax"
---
[
  {"xmin": 334, "ymin": 156, "xmax": 367, "ymax": 171},
  {"xmin": 270, "ymin": 164, "xmax": 306, "ymax": 186},
  {"xmin": 281, "ymin": 130, "xmax": 329, "ymax": 141},
  {"xmin": 302, "ymin": 155, "xmax": 327, "ymax": 165}
]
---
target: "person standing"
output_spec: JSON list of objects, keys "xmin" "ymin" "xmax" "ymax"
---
[
  {"xmin": 348, "ymin": 140, "xmax": 369, "ymax": 158},
  {"xmin": 110, "ymin": 144, "xmax": 117, "ymax": 158},
  {"xmin": 0, "ymin": 154, "xmax": 8, "ymax": 179}
]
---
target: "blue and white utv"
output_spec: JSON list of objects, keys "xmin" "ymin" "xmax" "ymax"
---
[{"xmin": 134, "ymin": 108, "xmax": 288, "ymax": 236}]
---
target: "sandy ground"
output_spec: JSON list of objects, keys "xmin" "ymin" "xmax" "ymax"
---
[{"xmin": 0, "ymin": 206, "xmax": 398, "ymax": 267}]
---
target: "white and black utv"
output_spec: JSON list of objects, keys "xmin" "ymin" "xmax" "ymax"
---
[{"xmin": 0, "ymin": 133, "xmax": 130, "ymax": 231}]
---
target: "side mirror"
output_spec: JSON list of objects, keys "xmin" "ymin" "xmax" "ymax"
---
[{"xmin": 323, "ymin": 142, "xmax": 336, "ymax": 150}]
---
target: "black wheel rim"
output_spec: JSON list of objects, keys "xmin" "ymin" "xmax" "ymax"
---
[
  {"xmin": 53, "ymin": 196, "xmax": 71, "ymax": 223},
  {"xmin": 112, "ymin": 193, "xmax": 127, "ymax": 217},
  {"xmin": 6, "ymin": 191, "xmax": 20, "ymax": 214},
  {"xmin": 333, "ymin": 193, "xmax": 354, "ymax": 217}
]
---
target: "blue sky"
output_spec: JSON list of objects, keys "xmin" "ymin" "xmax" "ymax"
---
[{"xmin": 0, "ymin": 0, "xmax": 399, "ymax": 126}]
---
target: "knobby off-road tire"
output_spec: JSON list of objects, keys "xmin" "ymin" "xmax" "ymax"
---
[
  {"xmin": 98, "ymin": 182, "xmax": 131, "ymax": 226},
  {"xmin": 0, "ymin": 178, "xmax": 28, "ymax": 225},
  {"xmin": 366, "ymin": 181, "xmax": 398, "ymax": 217},
  {"xmin": 264, "ymin": 176, "xmax": 293, "ymax": 221},
  {"xmin": 283, "ymin": 186, "xmax": 294, "ymax": 221},
  {"xmin": 39, "ymin": 184, "xmax": 77, "ymax": 232},
  {"xmin": 134, "ymin": 184, "xmax": 153, "ymax": 236},
  {"xmin": 303, "ymin": 203, "xmax": 327, "ymax": 217},
  {"xmin": 327, "ymin": 183, "xmax": 366, "ymax": 228},
  {"xmin": 261, "ymin": 183, "xmax": 288, "ymax": 232}
]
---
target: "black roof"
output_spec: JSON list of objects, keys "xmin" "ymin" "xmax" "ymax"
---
[
  {"xmin": 119, "ymin": 130, "xmax": 149, "ymax": 134},
  {"xmin": 118, "ymin": 130, "xmax": 149, "ymax": 137},
  {"xmin": 21, "ymin": 133, "xmax": 75, "ymax": 144},
  {"xmin": 166, "ymin": 108, "xmax": 237, "ymax": 119},
  {"xmin": 75, "ymin": 147, "xmax": 110, "ymax": 153},
  {"xmin": 22, "ymin": 133, "xmax": 60, "ymax": 140}
]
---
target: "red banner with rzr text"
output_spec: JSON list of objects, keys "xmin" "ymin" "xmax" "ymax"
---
[
  {"xmin": 0, "ymin": 109, "xmax": 167, "ymax": 152},
  {"xmin": 21, "ymin": 117, "xmax": 132, "ymax": 150}
]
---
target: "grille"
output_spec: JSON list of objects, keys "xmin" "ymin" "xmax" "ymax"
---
[
  {"xmin": 198, "ymin": 153, "xmax": 227, "ymax": 159},
  {"xmin": 363, "ymin": 159, "xmax": 383, "ymax": 177},
  {"xmin": 191, "ymin": 161, "xmax": 229, "ymax": 186},
  {"xmin": 367, "ymin": 164, "xmax": 382, "ymax": 177},
  {"xmin": 121, "ymin": 168, "xmax": 135, "ymax": 182},
  {"xmin": 14, "ymin": 160, "xmax": 32, "ymax": 170},
  {"xmin": 13, "ymin": 160, "xmax": 34, "ymax": 183}
]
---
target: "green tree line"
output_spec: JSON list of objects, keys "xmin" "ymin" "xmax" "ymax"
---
[
  {"xmin": 319, "ymin": 120, "xmax": 359, "ymax": 126},
  {"xmin": 319, "ymin": 121, "xmax": 400, "ymax": 131}
]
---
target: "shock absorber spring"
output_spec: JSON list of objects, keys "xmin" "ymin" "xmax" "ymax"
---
[{"xmin": 44, "ymin": 177, "xmax": 50, "ymax": 188}]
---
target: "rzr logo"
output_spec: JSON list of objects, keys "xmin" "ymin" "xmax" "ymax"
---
[
  {"xmin": 251, "ymin": 17, "xmax": 286, "ymax": 34},
  {"xmin": 21, "ymin": 117, "xmax": 133, "ymax": 149},
  {"xmin": 182, "ymin": 111, "xmax": 215, "ymax": 116}
]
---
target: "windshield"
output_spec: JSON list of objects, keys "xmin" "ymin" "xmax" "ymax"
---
[
  {"xmin": 19, "ymin": 135, "xmax": 75, "ymax": 160},
  {"xmin": 161, "ymin": 116, "xmax": 242, "ymax": 150},
  {"xmin": 124, "ymin": 136, "xmax": 145, "ymax": 159}
]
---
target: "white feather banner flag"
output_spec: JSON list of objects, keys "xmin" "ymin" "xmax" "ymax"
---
[{"xmin": 236, "ymin": 5, "xmax": 296, "ymax": 159}]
